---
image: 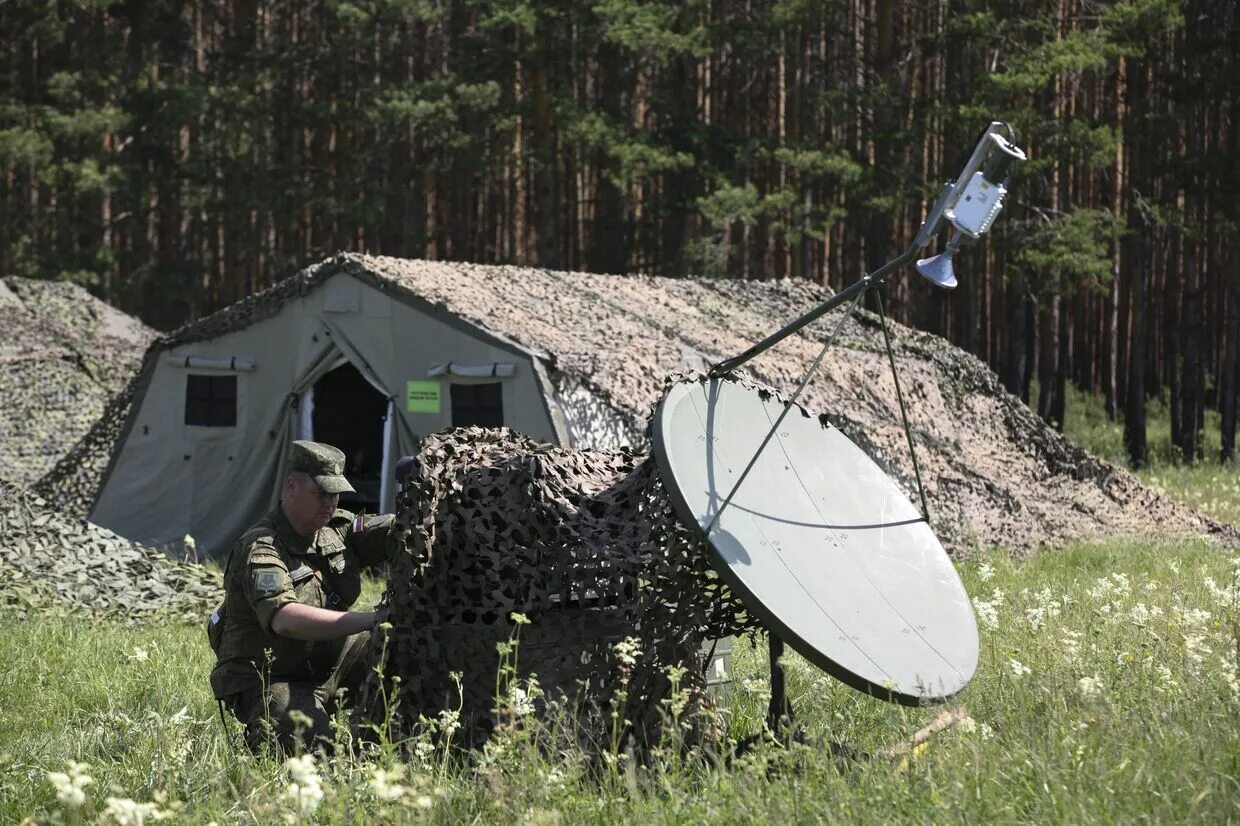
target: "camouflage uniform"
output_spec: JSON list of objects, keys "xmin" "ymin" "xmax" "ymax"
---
[{"xmin": 209, "ymin": 441, "xmax": 394, "ymax": 753}]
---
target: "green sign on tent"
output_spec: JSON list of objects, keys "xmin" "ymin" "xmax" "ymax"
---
[{"xmin": 406, "ymin": 380, "xmax": 441, "ymax": 414}]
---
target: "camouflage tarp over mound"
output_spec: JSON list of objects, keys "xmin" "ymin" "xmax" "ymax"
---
[
  {"xmin": 339, "ymin": 255, "xmax": 1234, "ymax": 557},
  {"xmin": 360, "ymin": 423, "xmax": 755, "ymax": 749},
  {"xmin": 0, "ymin": 483, "xmax": 222, "ymax": 620},
  {"xmin": 34, "ymin": 253, "xmax": 1236, "ymax": 555},
  {"xmin": 0, "ymin": 277, "xmax": 154, "ymax": 489}
]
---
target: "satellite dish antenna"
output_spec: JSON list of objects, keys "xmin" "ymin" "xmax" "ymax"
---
[
  {"xmin": 653, "ymin": 122, "xmax": 1025, "ymax": 716},
  {"xmin": 653, "ymin": 379, "xmax": 978, "ymax": 704}
]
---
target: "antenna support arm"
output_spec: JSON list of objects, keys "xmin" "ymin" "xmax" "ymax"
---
[{"xmin": 708, "ymin": 243, "xmax": 920, "ymax": 378}]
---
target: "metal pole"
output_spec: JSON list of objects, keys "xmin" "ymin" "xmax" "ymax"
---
[{"xmin": 708, "ymin": 243, "xmax": 921, "ymax": 377}]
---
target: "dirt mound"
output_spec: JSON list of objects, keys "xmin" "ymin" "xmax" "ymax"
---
[
  {"xmin": 0, "ymin": 277, "xmax": 154, "ymax": 489},
  {"xmin": 0, "ymin": 484, "xmax": 222, "ymax": 620}
]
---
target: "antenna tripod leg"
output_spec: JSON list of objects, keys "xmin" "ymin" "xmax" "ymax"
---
[{"xmin": 766, "ymin": 633, "xmax": 794, "ymax": 737}]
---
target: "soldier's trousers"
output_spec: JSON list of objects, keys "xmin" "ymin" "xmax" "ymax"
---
[{"xmin": 224, "ymin": 630, "xmax": 372, "ymax": 755}]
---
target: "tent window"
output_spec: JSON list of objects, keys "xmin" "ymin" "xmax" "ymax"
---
[
  {"xmin": 450, "ymin": 382, "xmax": 503, "ymax": 428},
  {"xmin": 185, "ymin": 374, "xmax": 237, "ymax": 427}
]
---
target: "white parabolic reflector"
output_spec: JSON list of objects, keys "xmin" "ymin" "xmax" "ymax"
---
[{"xmin": 652, "ymin": 378, "xmax": 979, "ymax": 705}]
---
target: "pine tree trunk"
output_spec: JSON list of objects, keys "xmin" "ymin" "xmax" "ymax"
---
[
  {"xmin": 1053, "ymin": 295, "xmax": 1069, "ymax": 431},
  {"xmin": 1223, "ymin": 277, "xmax": 1239, "ymax": 463}
]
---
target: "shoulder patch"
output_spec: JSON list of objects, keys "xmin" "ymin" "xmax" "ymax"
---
[{"xmin": 252, "ymin": 569, "xmax": 283, "ymax": 597}]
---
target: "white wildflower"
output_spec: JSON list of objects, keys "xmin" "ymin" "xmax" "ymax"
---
[
  {"xmin": 973, "ymin": 598, "xmax": 999, "ymax": 630},
  {"xmin": 104, "ymin": 796, "xmax": 171, "ymax": 825},
  {"xmin": 414, "ymin": 794, "xmax": 433, "ymax": 809},
  {"xmin": 1077, "ymin": 676, "xmax": 1103, "ymax": 698},
  {"xmin": 977, "ymin": 562, "xmax": 995, "ymax": 583},
  {"xmin": 1008, "ymin": 660, "xmax": 1031, "ymax": 678},
  {"xmin": 1088, "ymin": 573, "xmax": 1131, "ymax": 602},
  {"xmin": 1060, "ymin": 631, "xmax": 1082, "ymax": 663},
  {"xmin": 438, "ymin": 708, "xmax": 461, "ymax": 738},
  {"xmin": 508, "ymin": 684, "xmax": 535, "ymax": 718},
  {"xmin": 1086, "ymin": 578, "xmax": 1112, "ymax": 601},
  {"xmin": 130, "ymin": 646, "xmax": 150, "ymax": 662},
  {"xmin": 740, "ymin": 677, "xmax": 771, "ymax": 700},
  {"xmin": 972, "ymin": 587, "xmax": 1005, "ymax": 630},
  {"xmin": 1153, "ymin": 663, "xmax": 1175, "ymax": 687},
  {"xmin": 1221, "ymin": 656, "xmax": 1240, "ymax": 699},
  {"xmin": 1025, "ymin": 607, "xmax": 1046, "ymax": 631},
  {"xmin": 1179, "ymin": 608, "xmax": 1213, "ymax": 628},
  {"xmin": 613, "ymin": 637, "xmax": 642, "ymax": 666},
  {"xmin": 413, "ymin": 739, "xmax": 434, "ymax": 765},
  {"xmin": 280, "ymin": 754, "xmax": 324, "ymax": 819},
  {"xmin": 369, "ymin": 767, "xmax": 407, "ymax": 802},
  {"xmin": 956, "ymin": 716, "xmax": 993, "ymax": 740},
  {"xmin": 1183, "ymin": 633, "xmax": 1209, "ymax": 672},
  {"xmin": 1204, "ymin": 577, "xmax": 1239, "ymax": 609},
  {"xmin": 46, "ymin": 761, "xmax": 93, "ymax": 808}
]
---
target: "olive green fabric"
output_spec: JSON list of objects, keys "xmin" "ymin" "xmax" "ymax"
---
[
  {"xmin": 288, "ymin": 440, "xmax": 355, "ymax": 494},
  {"xmin": 228, "ymin": 630, "xmax": 373, "ymax": 755},
  {"xmin": 209, "ymin": 505, "xmax": 394, "ymax": 701}
]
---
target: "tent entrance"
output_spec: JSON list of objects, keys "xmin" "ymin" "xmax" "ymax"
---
[{"xmin": 306, "ymin": 362, "xmax": 389, "ymax": 513}]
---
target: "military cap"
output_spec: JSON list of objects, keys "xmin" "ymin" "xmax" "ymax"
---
[{"xmin": 288, "ymin": 440, "xmax": 355, "ymax": 494}]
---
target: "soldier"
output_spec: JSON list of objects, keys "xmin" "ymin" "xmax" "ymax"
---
[{"xmin": 209, "ymin": 440, "xmax": 396, "ymax": 754}]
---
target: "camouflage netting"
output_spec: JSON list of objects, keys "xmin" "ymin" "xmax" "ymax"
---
[
  {"xmin": 0, "ymin": 277, "xmax": 154, "ymax": 490},
  {"xmin": 35, "ymin": 252, "xmax": 1237, "ymax": 556},
  {"xmin": 0, "ymin": 483, "xmax": 222, "ymax": 621},
  {"xmin": 0, "ymin": 279, "xmax": 220, "ymax": 621},
  {"xmin": 359, "ymin": 422, "xmax": 757, "ymax": 751}
]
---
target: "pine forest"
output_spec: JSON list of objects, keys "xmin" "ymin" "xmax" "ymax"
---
[{"xmin": 1, "ymin": 0, "xmax": 1237, "ymax": 467}]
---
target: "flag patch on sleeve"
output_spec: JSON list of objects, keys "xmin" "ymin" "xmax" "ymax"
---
[{"xmin": 352, "ymin": 515, "xmax": 364, "ymax": 534}]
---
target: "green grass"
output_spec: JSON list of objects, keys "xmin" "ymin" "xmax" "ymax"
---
[
  {"xmin": 1059, "ymin": 384, "xmax": 1240, "ymax": 527},
  {"xmin": 3, "ymin": 539, "xmax": 1239, "ymax": 823}
]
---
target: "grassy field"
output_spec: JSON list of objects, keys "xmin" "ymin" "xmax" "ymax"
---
[
  {"xmin": 1061, "ymin": 383, "xmax": 1240, "ymax": 527},
  {"xmin": 3, "ymin": 395, "xmax": 1239, "ymax": 824}
]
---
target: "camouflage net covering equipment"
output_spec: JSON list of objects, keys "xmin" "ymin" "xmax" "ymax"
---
[
  {"xmin": 360, "ymin": 421, "xmax": 758, "ymax": 750},
  {"xmin": 0, "ymin": 277, "xmax": 153, "ymax": 492},
  {"xmin": 0, "ymin": 484, "xmax": 223, "ymax": 621}
]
